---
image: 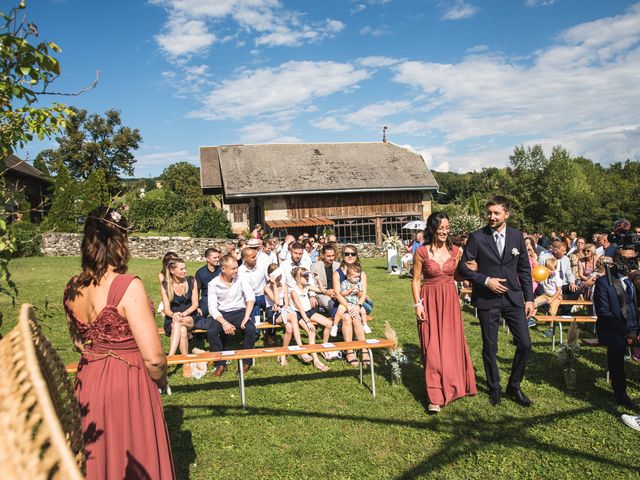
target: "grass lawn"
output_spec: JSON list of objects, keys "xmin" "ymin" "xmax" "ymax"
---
[{"xmin": 1, "ymin": 256, "xmax": 640, "ymax": 479}]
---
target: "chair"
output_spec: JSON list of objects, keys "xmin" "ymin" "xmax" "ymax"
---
[{"xmin": 0, "ymin": 304, "xmax": 84, "ymax": 479}]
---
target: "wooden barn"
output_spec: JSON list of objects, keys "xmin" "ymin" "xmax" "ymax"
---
[
  {"xmin": 2, "ymin": 154, "xmax": 51, "ymax": 222},
  {"xmin": 199, "ymin": 142, "xmax": 438, "ymax": 245}
]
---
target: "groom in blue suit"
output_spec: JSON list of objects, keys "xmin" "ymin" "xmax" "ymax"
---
[{"xmin": 458, "ymin": 196, "xmax": 535, "ymax": 407}]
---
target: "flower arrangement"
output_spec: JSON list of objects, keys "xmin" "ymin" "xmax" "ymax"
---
[
  {"xmin": 382, "ymin": 232, "xmax": 405, "ymax": 253},
  {"xmin": 553, "ymin": 322, "xmax": 581, "ymax": 390},
  {"xmin": 384, "ymin": 321, "xmax": 408, "ymax": 386}
]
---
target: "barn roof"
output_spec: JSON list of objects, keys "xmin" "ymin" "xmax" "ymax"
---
[
  {"xmin": 199, "ymin": 142, "xmax": 438, "ymax": 198},
  {"xmin": 2, "ymin": 154, "xmax": 50, "ymax": 182}
]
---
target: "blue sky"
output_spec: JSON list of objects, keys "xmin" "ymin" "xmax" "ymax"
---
[{"xmin": 15, "ymin": 0, "xmax": 640, "ymax": 176}]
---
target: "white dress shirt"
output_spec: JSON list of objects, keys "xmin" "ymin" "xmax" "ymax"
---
[
  {"xmin": 207, "ymin": 275, "xmax": 255, "ymax": 319},
  {"xmin": 238, "ymin": 262, "xmax": 267, "ymax": 296},
  {"xmin": 538, "ymin": 252, "xmax": 575, "ymax": 285}
]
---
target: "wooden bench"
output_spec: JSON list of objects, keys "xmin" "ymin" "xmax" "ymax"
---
[
  {"xmin": 534, "ymin": 315, "xmax": 597, "ymax": 349},
  {"xmin": 558, "ymin": 300, "xmax": 593, "ymax": 306},
  {"xmin": 66, "ymin": 338, "xmax": 394, "ymax": 410}
]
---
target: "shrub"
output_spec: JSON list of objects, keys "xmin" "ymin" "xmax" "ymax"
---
[
  {"xmin": 449, "ymin": 214, "xmax": 485, "ymax": 236},
  {"xmin": 8, "ymin": 222, "xmax": 42, "ymax": 257},
  {"xmin": 189, "ymin": 207, "xmax": 232, "ymax": 238},
  {"xmin": 127, "ymin": 189, "xmax": 191, "ymax": 233}
]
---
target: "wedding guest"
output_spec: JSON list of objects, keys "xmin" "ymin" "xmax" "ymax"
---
[
  {"xmin": 412, "ymin": 212, "xmax": 477, "ymax": 413},
  {"xmin": 157, "ymin": 251, "xmax": 179, "ymax": 285},
  {"xmin": 238, "ymin": 246, "xmax": 268, "ymax": 324},
  {"xmin": 594, "ymin": 246, "xmax": 639, "ymax": 407},
  {"xmin": 160, "ymin": 258, "xmax": 201, "ymax": 376},
  {"xmin": 207, "ymin": 255, "xmax": 256, "ymax": 377},
  {"xmin": 304, "ymin": 239, "xmax": 319, "ymax": 263},
  {"xmin": 331, "ymin": 264, "xmax": 369, "ymax": 338},
  {"xmin": 279, "ymin": 235, "xmax": 296, "ymax": 263},
  {"xmin": 290, "ymin": 267, "xmax": 331, "ymax": 371},
  {"xmin": 195, "ymin": 247, "xmax": 221, "ymax": 318},
  {"xmin": 64, "ymin": 206, "xmax": 174, "ymax": 479},
  {"xmin": 333, "ymin": 245, "xmax": 368, "ymax": 365},
  {"xmin": 569, "ymin": 237, "xmax": 586, "ymax": 275},
  {"xmin": 532, "ymin": 258, "xmax": 562, "ymax": 317},
  {"xmin": 263, "ymin": 238, "xmax": 279, "ymax": 265},
  {"xmin": 539, "ymin": 240, "xmax": 580, "ymax": 331},
  {"xmin": 577, "ymin": 243, "xmax": 598, "ymax": 300},
  {"xmin": 264, "ymin": 264, "xmax": 311, "ymax": 366},
  {"xmin": 311, "ymin": 244, "xmax": 340, "ymax": 312}
]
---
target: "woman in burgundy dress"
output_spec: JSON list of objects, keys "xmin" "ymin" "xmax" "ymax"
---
[
  {"xmin": 412, "ymin": 212, "xmax": 477, "ymax": 413},
  {"xmin": 64, "ymin": 206, "xmax": 175, "ymax": 479}
]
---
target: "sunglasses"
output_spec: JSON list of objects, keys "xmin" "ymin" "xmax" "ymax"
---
[{"xmin": 344, "ymin": 252, "xmax": 357, "ymax": 257}]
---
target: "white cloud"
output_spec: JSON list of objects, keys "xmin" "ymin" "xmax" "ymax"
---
[
  {"xmin": 312, "ymin": 116, "xmax": 350, "ymax": 131},
  {"xmin": 155, "ymin": 15, "xmax": 216, "ymax": 57},
  {"xmin": 359, "ymin": 25, "xmax": 391, "ymax": 37},
  {"xmin": 134, "ymin": 149, "xmax": 198, "ymax": 176},
  {"xmin": 153, "ymin": 0, "xmax": 344, "ymax": 56},
  {"xmin": 351, "ymin": 4, "xmax": 366, "ymax": 15},
  {"xmin": 343, "ymin": 100, "xmax": 412, "ymax": 126},
  {"xmin": 390, "ymin": 3, "xmax": 640, "ymax": 170},
  {"xmin": 237, "ymin": 123, "xmax": 303, "ymax": 143},
  {"xmin": 357, "ymin": 56, "xmax": 402, "ymax": 67},
  {"xmin": 525, "ymin": 0, "xmax": 558, "ymax": 7},
  {"xmin": 466, "ymin": 44, "xmax": 490, "ymax": 54},
  {"xmin": 161, "ymin": 64, "xmax": 213, "ymax": 97},
  {"xmin": 189, "ymin": 60, "xmax": 370, "ymax": 121},
  {"xmin": 440, "ymin": 1, "xmax": 479, "ymax": 20}
]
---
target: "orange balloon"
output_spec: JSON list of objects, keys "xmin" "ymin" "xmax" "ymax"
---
[{"xmin": 532, "ymin": 265, "xmax": 550, "ymax": 282}]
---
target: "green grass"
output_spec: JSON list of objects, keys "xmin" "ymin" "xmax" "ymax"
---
[{"xmin": 1, "ymin": 256, "xmax": 639, "ymax": 479}]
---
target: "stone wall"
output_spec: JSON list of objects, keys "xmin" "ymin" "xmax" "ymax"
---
[{"xmin": 40, "ymin": 232, "xmax": 391, "ymax": 261}]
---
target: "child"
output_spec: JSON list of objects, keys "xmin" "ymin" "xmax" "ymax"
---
[
  {"xmin": 331, "ymin": 264, "xmax": 371, "ymax": 336},
  {"xmin": 290, "ymin": 267, "xmax": 333, "ymax": 371},
  {"xmin": 264, "ymin": 263, "xmax": 310, "ymax": 366},
  {"xmin": 533, "ymin": 257, "xmax": 563, "ymax": 316}
]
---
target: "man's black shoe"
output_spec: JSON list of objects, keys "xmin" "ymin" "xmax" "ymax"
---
[
  {"xmin": 616, "ymin": 395, "xmax": 636, "ymax": 409},
  {"xmin": 489, "ymin": 390, "xmax": 502, "ymax": 406},
  {"xmin": 505, "ymin": 386, "xmax": 533, "ymax": 407}
]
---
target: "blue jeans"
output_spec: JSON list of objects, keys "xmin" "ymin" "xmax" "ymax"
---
[{"xmin": 363, "ymin": 298, "xmax": 374, "ymax": 315}]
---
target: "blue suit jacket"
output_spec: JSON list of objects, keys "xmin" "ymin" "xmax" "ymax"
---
[
  {"xmin": 593, "ymin": 275, "xmax": 638, "ymax": 337},
  {"xmin": 457, "ymin": 225, "xmax": 534, "ymax": 310}
]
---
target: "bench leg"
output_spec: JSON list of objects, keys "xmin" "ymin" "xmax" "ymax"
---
[
  {"xmin": 552, "ymin": 322, "xmax": 556, "ymax": 350},
  {"xmin": 358, "ymin": 350, "xmax": 363, "ymax": 385},
  {"xmin": 369, "ymin": 349, "xmax": 376, "ymax": 399},
  {"xmin": 559, "ymin": 322, "xmax": 563, "ymax": 344},
  {"xmin": 238, "ymin": 359, "xmax": 246, "ymax": 410}
]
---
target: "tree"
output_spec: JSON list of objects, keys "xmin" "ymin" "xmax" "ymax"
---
[
  {"xmin": 32, "ymin": 153, "xmax": 50, "ymax": 176},
  {"xmin": 41, "ymin": 107, "xmax": 142, "ymax": 195},
  {"xmin": 41, "ymin": 164, "xmax": 78, "ymax": 232},
  {"xmin": 159, "ymin": 161, "xmax": 206, "ymax": 204},
  {"xmin": 1, "ymin": 1, "xmax": 74, "ymax": 299},
  {"xmin": 80, "ymin": 168, "xmax": 109, "ymax": 215}
]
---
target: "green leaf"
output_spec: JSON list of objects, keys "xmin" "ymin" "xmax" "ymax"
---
[{"xmin": 19, "ymin": 66, "xmax": 31, "ymax": 75}]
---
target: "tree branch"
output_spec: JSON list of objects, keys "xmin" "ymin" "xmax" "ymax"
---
[{"xmin": 35, "ymin": 69, "xmax": 100, "ymax": 96}]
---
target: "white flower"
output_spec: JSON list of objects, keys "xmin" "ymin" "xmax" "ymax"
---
[
  {"xmin": 511, "ymin": 248, "xmax": 520, "ymax": 256},
  {"xmin": 110, "ymin": 211, "xmax": 122, "ymax": 223}
]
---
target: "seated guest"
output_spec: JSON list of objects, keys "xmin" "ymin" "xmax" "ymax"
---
[
  {"xmin": 577, "ymin": 243, "xmax": 598, "ymax": 300},
  {"xmin": 264, "ymin": 263, "xmax": 312, "ymax": 366},
  {"xmin": 304, "ymin": 239, "xmax": 318, "ymax": 263},
  {"xmin": 194, "ymin": 247, "xmax": 221, "ymax": 317},
  {"xmin": 593, "ymin": 246, "xmax": 639, "ymax": 407},
  {"xmin": 569, "ymin": 237, "xmax": 586, "ymax": 276},
  {"xmin": 532, "ymin": 258, "xmax": 562, "ymax": 316},
  {"xmin": 290, "ymin": 267, "xmax": 332, "ymax": 371},
  {"xmin": 539, "ymin": 240, "xmax": 580, "ymax": 336},
  {"xmin": 157, "ymin": 251, "xmax": 179, "ymax": 285},
  {"xmin": 160, "ymin": 257, "xmax": 201, "ymax": 377},
  {"xmin": 332, "ymin": 264, "xmax": 369, "ymax": 337},
  {"xmin": 598, "ymin": 233, "xmax": 616, "ymax": 257},
  {"xmin": 326, "ymin": 233, "xmax": 337, "ymax": 244},
  {"xmin": 238, "ymin": 246, "xmax": 268, "ymax": 325},
  {"xmin": 263, "ymin": 238, "xmax": 279, "ymax": 265},
  {"xmin": 311, "ymin": 244, "xmax": 340, "ymax": 313},
  {"xmin": 279, "ymin": 235, "xmax": 296, "ymax": 263},
  {"xmin": 207, "ymin": 255, "xmax": 256, "ymax": 377},
  {"xmin": 225, "ymin": 240, "xmax": 237, "ymax": 259},
  {"xmin": 250, "ymin": 223, "xmax": 263, "ymax": 239}
]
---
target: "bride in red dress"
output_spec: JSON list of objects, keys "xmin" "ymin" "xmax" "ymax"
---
[
  {"xmin": 64, "ymin": 206, "xmax": 175, "ymax": 479},
  {"xmin": 411, "ymin": 212, "xmax": 477, "ymax": 413}
]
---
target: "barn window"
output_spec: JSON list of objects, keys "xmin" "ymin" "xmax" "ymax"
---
[
  {"xmin": 333, "ymin": 218, "xmax": 376, "ymax": 244},
  {"xmin": 382, "ymin": 215, "xmax": 422, "ymax": 241}
]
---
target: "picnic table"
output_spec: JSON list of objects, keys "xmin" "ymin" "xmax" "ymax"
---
[{"xmin": 533, "ymin": 315, "xmax": 597, "ymax": 349}]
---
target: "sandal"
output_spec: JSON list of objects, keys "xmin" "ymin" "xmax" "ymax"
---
[
  {"xmin": 314, "ymin": 361, "xmax": 329, "ymax": 372},
  {"xmin": 299, "ymin": 353, "xmax": 313, "ymax": 363},
  {"xmin": 277, "ymin": 355, "xmax": 288, "ymax": 366},
  {"xmin": 345, "ymin": 350, "xmax": 359, "ymax": 367},
  {"xmin": 361, "ymin": 350, "xmax": 371, "ymax": 367}
]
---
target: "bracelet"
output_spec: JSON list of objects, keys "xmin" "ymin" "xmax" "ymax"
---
[{"xmin": 414, "ymin": 302, "xmax": 422, "ymax": 308}]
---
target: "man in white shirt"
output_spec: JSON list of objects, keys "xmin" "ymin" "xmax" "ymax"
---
[
  {"xmin": 278, "ymin": 235, "xmax": 296, "ymax": 263},
  {"xmin": 207, "ymin": 254, "xmax": 256, "ymax": 376},
  {"xmin": 238, "ymin": 246, "xmax": 268, "ymax": 324}
]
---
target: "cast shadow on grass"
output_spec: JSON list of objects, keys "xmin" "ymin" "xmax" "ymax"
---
[
  {"xmin": 164, "ymin": 405, "xmax": 196, "ymax": 480},
  {"xmin": 171, "ymin": 404, "xmax": 639, "ymax": 477}
]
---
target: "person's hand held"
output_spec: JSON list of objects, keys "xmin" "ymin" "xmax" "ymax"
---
[
  {"xmin": 241, "ymin": 318, "xmax": 249, "ymax": 329},
  {"xmin": 525, "ymin": 302, "xmax": 535, "ymax": 318},
  {"xmin": 465, "ymin": 260, "xmax": 478, "ymax": 272},
  {"xmin": 223, "ymin": 322, "xmax": 236, "ymax": 335},
  {"xmin": 415, "ymin": 304, "xmax": 426, "ymax": 321},
  {"xmin": 487, "ymin": 277, "xmax": 508, "ymax": 294},
  {"xmin": 569, "ymin": 282, "xmax": 578, "ymax": 292}
]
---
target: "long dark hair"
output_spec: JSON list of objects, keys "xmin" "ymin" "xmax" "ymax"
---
[
  {"xmin": 423, "ymin": 212, "xmax": 453, "ymax": 251},
  {"xmin": 78, "ymin": 206, "xmax": 130, "ymax": 287}
]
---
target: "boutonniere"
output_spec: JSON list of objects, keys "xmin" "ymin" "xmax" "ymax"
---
[{"xmin": 511, "ymin": 248, "xmax": 520, "ymax": 256}]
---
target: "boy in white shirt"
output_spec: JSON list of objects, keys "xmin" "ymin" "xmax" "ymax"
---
[
  {"xmin": 533, "ymin": 257, "xmax": 563, "ymax": 316},
  {"xmin": 207, "ymin": 255, "xmax": 256, "ymax": 377}
]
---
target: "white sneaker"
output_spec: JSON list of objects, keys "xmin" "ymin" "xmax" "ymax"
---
[
  {"xmin": 330, "ymin": 325, "xmax": 338, "ymax": 337},
  {"xmin": 621, "ymin": 414, "xmax": 640, "ymax": 432},
  {"xmin": 363, "ymin": 323, "xmax": 372, "ymax": 334}
]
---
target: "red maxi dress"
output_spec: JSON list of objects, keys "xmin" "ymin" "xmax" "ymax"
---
[
  {"xmin": 416, "ymin": 245, "xmax": 477, "ymax": 406},
  {"xmin": 65, "ymin": 274, "xmax": 175, "ymax": 480}
]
